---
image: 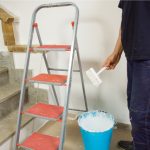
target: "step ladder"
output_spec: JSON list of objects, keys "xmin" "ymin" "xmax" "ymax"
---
[{"xmin": 14, "ymin": 2, "xmax": 88, "ymax": 150}]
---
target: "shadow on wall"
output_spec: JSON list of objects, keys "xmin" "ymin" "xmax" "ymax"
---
[{"xmin": 78, "ymin": 17, "xmax": 115, "ymax": 56}]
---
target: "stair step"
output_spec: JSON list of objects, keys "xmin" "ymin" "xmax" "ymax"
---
[
  {"xmin": 19, "ymin": 132, "xmax": 59, "ymax": 150},
  {"xmin": 0, "ymin": 67, "xmax": 9, "ymax": 86},
  {"xmin": 0, "ymin": 103, "xmax": 33, "ymax": 145},
  {"xmin": 0, "ymin": 67, "xmax": 8, "ymax": 74},
  {"xmin": 23, "ymin": 103, "xmax": 64, "ymax": 120},
  {"xmin": 0, "ymin": 83, "xmax": 28, "ymax": 119},
  {"xmin": 29, "ymin": 74, "xmax": 67, "ymax": 86},
  {"xmin": 0, "ymin": 83, "xmax": 20, "ymax": 103},
  {"xmin": 30, "ymin": 45, "xmax": 71, "ymax": 52}
]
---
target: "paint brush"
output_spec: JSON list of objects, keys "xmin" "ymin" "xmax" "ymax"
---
[{"xmin": 86, "ymin": 67, "xmax": 107, "ymax": 87}]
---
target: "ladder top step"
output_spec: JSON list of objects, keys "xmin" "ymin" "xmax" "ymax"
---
[
  {"xmin": 18, "ymin": 132, "xmax": 59, "ymax": 150},
  {"xmin": 30, "ymin": 74, "xmax": 67, "ymax": 85},
  {"xmin": 23, "ymin": 103, "xmax": 64, "ymax": 120},
  {"xmin": 30, "ymin": 45, "xmax": 71, "ymax": 51}
]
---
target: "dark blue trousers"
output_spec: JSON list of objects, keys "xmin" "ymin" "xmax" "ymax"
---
[{"xmin": 127, "ymin": 60, "xmax": 150, "ymax": 150}]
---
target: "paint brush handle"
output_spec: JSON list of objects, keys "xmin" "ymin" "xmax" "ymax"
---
[{"xmin": 97, "ymin": 67, "xmax": 107, "ymax": 75}]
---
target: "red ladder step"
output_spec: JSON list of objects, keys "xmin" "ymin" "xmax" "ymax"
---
[
  {"xmin": 23, "ymin": 103, "xmax": 64, "ymax": 120},
  {"xmin": 29, "ymin": 74, "xmax": 67, "ymax": 85},
  {"xmin": 30, "ymin": 45, "xmax": 71, "ymax": 52},
  {"xmin": 18, "ymin": 132, "xmax": 59, "ymax": 150}
]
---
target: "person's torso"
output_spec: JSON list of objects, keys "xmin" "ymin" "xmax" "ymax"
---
[{"xmin": 120, "ymin": 1, "xmax": 150, "ymax": 60}]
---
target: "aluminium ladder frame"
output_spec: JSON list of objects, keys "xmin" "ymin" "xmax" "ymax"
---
[{"xmin": 14, "ymin": 2, "xmax": 88, "ymax": 150}]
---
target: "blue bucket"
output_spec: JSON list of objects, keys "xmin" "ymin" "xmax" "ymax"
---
[{"xmin": 78, "ymin": 111, "xmax": 115, "ymax": 150}]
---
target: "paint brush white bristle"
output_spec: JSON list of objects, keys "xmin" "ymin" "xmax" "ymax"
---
[
  {"xmin": 86, "ymin": 67, "xmax": 107, "ymax": 87},
  {"xmin": 86, "ymin": 68, "xmax": 102, "ymax": 87}
]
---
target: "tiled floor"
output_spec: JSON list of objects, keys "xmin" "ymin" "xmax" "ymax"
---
[{"xmin": 38, "ymin": 119, "xmax": 132, "ymax": 150}]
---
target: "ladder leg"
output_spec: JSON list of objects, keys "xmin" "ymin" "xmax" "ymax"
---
[
  {"xmin": 14, "ymin": 51, "xmax": 31, "ymax": 150},
  {"xmin": 59, "ymin": 47, "xmax": 76, "ymax": 150},
  {"xmin": 43, "ymin": 52, "xmax": 59, "ymax": 106},
  {"xmin": 14, "ymin": 7, "xmax": 37, "ymax": 148},
  {"xmin": 59, "ymin": 75, "xmax": 72, "ymax": 150},
  {"xmin": 76, "ymin": 41, "xmax": 88, "ymax": 111}
]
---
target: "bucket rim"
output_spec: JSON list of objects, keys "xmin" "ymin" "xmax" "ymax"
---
[{"xmin": 78, "ymin": 110, "xmax": 115, "ymax": 133}]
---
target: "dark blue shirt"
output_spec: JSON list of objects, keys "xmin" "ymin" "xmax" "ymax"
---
[{"xmin": 119, "ymin": 1, "xmax": 150, "ymax": 60}]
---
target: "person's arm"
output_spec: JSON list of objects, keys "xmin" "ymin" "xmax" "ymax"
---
[{"xmin": 102, "ymin": 28, "xmax": 123, "ymax": 69}]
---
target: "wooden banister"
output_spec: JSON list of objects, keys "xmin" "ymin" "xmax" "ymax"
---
[{"xmin": 0, "ymin": 7, "xmax": 26, "ymax": 52}]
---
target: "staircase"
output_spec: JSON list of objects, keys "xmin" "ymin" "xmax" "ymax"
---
[{"xmin": 0, "ymin": 52, "xmax": 48, "ymax": 149}]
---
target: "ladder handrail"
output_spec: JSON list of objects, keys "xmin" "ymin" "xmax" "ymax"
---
[
  {"xmin": 33, "ymin": 2, "xmax": 79, "ymax": 11},
  {"xmin": 30, "ymin": 2, "xmax": 79, "ymax": 27}
]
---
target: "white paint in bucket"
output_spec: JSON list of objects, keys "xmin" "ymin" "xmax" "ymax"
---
[{"xmin": 78, "ymin": 111, "xmax": 114, "ymax": 132}]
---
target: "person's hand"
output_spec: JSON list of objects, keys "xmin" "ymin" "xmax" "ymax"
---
[{"xmin": 102, "ymin": 51, "xmax": 122, "ymax": 70}]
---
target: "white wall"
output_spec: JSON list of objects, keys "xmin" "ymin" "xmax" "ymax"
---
[{"xmin": 0, "ymin": 0, "xmax": 130, "ymax": 124}]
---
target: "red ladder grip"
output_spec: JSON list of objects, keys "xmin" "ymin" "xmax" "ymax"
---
[
  {"xmin": 24, "ymin": 78, "xmax": 29, "ymax": 84},
  {"xmin": 29, "ymin": 48, "xmax": 33, "ymax": 52},
  {"xmin": 71, "ymin": 21, "xmax": 74, "ymax": 28},
  {"xmin": 58, "ymin": 119, "xmax": 62, "ymax": 122},
  {"xmin": 33, "ymin": 23, "xmax": 38, "ymax": 28},
  {"xmin": 21, "ymin": 112, "xmax": 24, "ymax": 115}
]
